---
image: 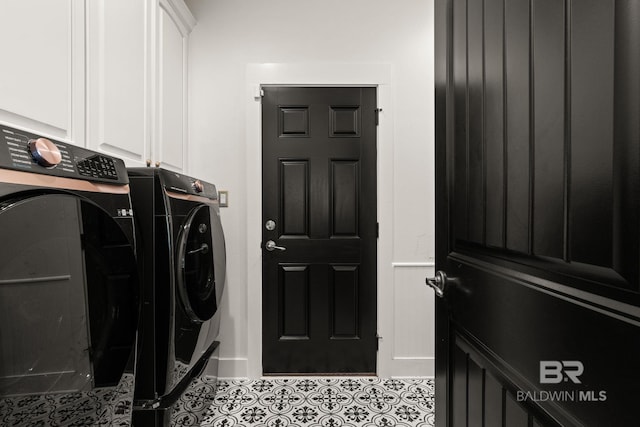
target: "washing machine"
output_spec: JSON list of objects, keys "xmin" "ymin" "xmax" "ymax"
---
[
  {"xmin": 0, "ymin": 123, "xmax": 139, "ymax": 426},
  {"xmin": 127, "ymin": 168, "xmax": 225, "ymax": 426}
]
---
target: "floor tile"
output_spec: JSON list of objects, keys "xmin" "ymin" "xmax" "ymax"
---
[
  {"xmin": 202, "ymin": 378, "xmax": 435, "ymax": 427},
  {"xmin": 1, "ymin": 377, "xmax": 434, "ymax": 426}
]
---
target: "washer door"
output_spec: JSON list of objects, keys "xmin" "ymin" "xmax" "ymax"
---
[
  {"xmin": 0, "ymin": 194, "xmax": 138, "ymax": 396},
  {"xmin": 177, "ymin": 204, "xmax": 219, "ymax": 322}
]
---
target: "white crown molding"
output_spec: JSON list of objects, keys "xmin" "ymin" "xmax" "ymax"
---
[{"xmin": 159, "ymin": 0, "xmax": 196, "ymax": 35}]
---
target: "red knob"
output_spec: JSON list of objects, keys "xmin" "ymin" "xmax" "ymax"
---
[{"xmin": 28, "ymin": 138, "xmax": 62, "ymax": 167}]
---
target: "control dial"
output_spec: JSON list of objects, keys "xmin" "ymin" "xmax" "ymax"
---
[
  {"xmin": 28, "ymin": 138, "xmax": 62, "ymax": 167},
  {"xmin": 192, "ymin": 179, "xmax": 204, "ymax": 193}
]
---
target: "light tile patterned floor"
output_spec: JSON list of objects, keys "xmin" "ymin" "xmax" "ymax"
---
[
  {"xmin": 201, "ymin": 378, "xmax": 435, "ymax": 427},
  {"xmin": 1, "ymin": 377, "xmax": 434, "ymax": 426},
  {"xmin": 0, "ymin": 374, "xmax": 134, "ymax": 426}
]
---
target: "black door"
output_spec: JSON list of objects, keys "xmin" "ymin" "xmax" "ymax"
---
[
  {"xmin": 262, "ymin": 86, "xmax": 377, "ymax": 374},
  {"xmin": 434, "ymin": 0, "xmax": 640, "ymax": 425}
]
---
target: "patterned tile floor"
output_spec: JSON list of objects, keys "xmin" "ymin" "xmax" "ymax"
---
[
  {"xmin": 201, "ymin": 378, "xmax": 435, "ymax": 427},
  {"xmin": 0, "ymin": 374, "xmax": 134, "ymax": 426},
  {"xmin": 1, "ymin": 377, "xmax": 434, "ymax": 426}
]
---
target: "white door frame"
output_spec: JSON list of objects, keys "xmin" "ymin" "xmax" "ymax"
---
[{"xmin": 245, "ymin": 63, "xmax": 394, "ymax": 378}]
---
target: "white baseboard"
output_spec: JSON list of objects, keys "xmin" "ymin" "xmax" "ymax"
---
[
  {"xmin": 211, "ymin": 357, "xmax": 249, "ymax": 379},
  {"xmin": 210, "ymin": 356, "xmax": 434, "ymax": 380},
  {"xmin": 390, "ymin": 356, "xmax": 435, "ymax": 378}
]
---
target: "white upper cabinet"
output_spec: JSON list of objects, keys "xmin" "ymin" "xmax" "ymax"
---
[
  {"xmin": 0, "ymin": 0, "xmax": 85, "ymax": 142},
  {"xmin": 157, "ymin": 0, "xmax": 195, "ymax": 172},
  {"xmin": 86, "ymin": 0, "xmax": 195, "ymax": 171},
  {"xmin": 87, "ymin": 0, "xmax": 149, "ymax": 167}
]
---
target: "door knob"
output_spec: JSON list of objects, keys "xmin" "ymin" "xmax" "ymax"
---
[
  {"xmin": 426, "ymin": 270, "xmax": 449, "ymax": 298},
  {"xmin": 265, "ymin": 240, "xmax": 286, "ymax": 251},
  {"xmin": 188, "ymin": 243, "xmax": 209, "ymax": 255}
]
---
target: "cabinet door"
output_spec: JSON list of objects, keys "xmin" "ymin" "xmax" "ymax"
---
[
  {"xmin": 156, "ymin": 0, "xmax": 194, "ymax": 173},
  {"xmin": 86, "ymin": 0, "xmax": 150, "ymax": 167},
  {"xmin": 0, "ymin": 0, "xmax": 84, "ymax": 142}
]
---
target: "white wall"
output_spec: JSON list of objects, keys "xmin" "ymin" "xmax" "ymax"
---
[{"xmin": 186, "ymin": 0, "xmax": 435, "ymax": 378}]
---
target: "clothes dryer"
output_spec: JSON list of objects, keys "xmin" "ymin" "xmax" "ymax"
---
[
  {"xmin": 128, "ymin": 168, "xmax": 226, "ymax": 426},
  {"xmin": 0, "ymin": 123, "xmax": 139, "ymax": 426}
]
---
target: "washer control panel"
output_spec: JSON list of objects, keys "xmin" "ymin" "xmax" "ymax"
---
[
  {"xmin": 158, "ymin": 168, "xmax": 218, "ymax": 201},
  {"xmin": 0, "ymin": 123, "xmax": 128, "ymax": 184},
  {"xmin": 76, "ymin": 155, "xmax": 119, "ymax": 180}
]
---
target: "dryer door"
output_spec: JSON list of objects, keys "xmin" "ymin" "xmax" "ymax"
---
[
  {"xmin": 177, "ymin": 204, "xmax": 219, "ymax": 322},
  {"xmin": 0, "ymin": 193, "xmax": 138, "ymax": 423}
]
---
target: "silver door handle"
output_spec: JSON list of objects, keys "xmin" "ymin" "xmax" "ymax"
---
[
  {"xmin": 188, "ymin": 243, "xmax": 209, "ymax": 255},
  {"xmin": 426, "ymin": 270, "xmax": 449, "ymax": 298},
  {"xmin": 265, "ymin": 240, "xmax": 287, "ymax": 251}
]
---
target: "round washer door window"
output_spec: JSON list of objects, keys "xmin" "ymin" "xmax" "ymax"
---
[{"xmin": 177, "ymin": 204, "xmax": 217, "ymax": 322}]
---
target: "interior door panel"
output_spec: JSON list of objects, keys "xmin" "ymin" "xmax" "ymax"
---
[
  {"xmin": 435, "ymin": 0, "xmax": 640, "ymax": 425},
  {"xmin": 262, "ymin": 87, "xmax": 378, "ymax": 374}
]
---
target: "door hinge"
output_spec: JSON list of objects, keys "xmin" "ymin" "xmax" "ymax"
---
[
  {"xmin": 374, "ymin": 108, "xmax": 383, "ymax": 125},
  {"xmin": 376, "ymin": 333, "xmax": 382, "ymax": 351},
  {"xmin": 376, "ymin": 222, "xmax": 379, "ymax": 238},
  {"xmin": 254, "ymin": 85, "xmax": 264, "ymax": 100}
]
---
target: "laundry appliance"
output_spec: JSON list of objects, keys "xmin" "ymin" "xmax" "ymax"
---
[
  {"xmin": 0, "ymin": 123, "xmax": 139, "ymax": 426},
  {"xmin": 128, "ymin": 168, "xmax": 226, "ymax": 426}
]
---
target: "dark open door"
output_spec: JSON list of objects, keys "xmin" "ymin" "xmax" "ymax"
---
[
  {"xmin": 262, "ymin": 86, "xmax": 377, "ymax": 374},
  {"xmin": 434, "ymin": 0, "xmax": 640, "ymax": 425}
]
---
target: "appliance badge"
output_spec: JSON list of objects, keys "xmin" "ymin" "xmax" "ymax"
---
[{"xmin": 118, "ymin": 208, "xmax": 134, "ymax": 217}]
